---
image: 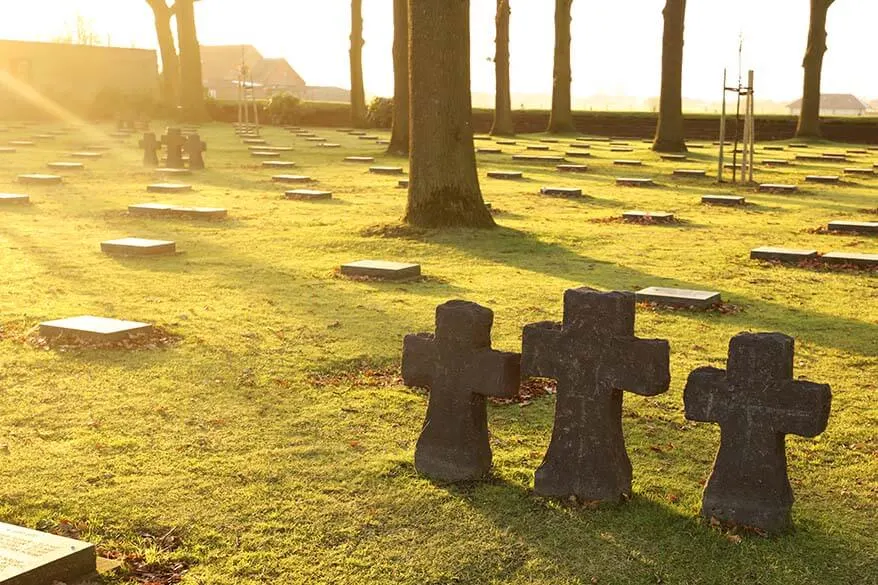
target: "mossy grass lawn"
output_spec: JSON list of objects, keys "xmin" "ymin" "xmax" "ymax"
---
[{"xmin": 0, "ymin": 123, "xmax": 875, "ymax": 585}]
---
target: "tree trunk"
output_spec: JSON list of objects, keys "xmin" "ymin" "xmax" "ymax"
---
[
  {"xmin": 175, "ymin": 0, "xmax": 208, "ymax": 122},
  {"xmin": 547, "ymin": 0, "xmax": 574, "ymax": 134},
  {"xmin": 490, "ymin": 0, "xmax": 514, "ymax": 136},
  {"xmin": 796, "ymin": 0, "xmax": 834, "ymax": 138},
  {"xmin": 406, "ymin": 0, "xmax": 494, "ymax": 229},
  {"xmin": 145, "ymin": 0, "xmax": 179, "ymax": 109},
  {"xmin": 387, "ymin": 0, "xmax": 409, "ymax": 155},
  {"xmin": 653, "ymin": 0, "xmax": 687, "ymax": 153},
  {"xmin": 350, "ymin": 0, "xmax": 368, "ymax": 128}
]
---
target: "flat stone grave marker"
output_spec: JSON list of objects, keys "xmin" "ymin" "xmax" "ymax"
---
[
  {"xmin": 297, "ymin": 132, "xmax": 318, "ymax": 138},
  {"xmin": 623, "ymin": 210, "xmax": 674, "ymax": 222},
  {"xmin": 348, "ymin": 130, "xmax": 367, "ymax": 136},
  {"xmin": 723, "ymin": 163, "xmax": 743, "ymax": 169},
  {"xmin": 522, "ymin": 288, "xmax": 670, "ymax": 502},
  {"xmin": 341, "ymin": 260, "xmax": 421, "ymax": 280},
  {"xmin": 565, "ymin": 151, "xmax": 592, "ymax": 158},
  {"xmin": 358, "ymin": 135, "xmax": 379, "ymax": 140},
  {"xmin": 821, "ymin": 252, "xmax": 878, "ymax": 268},
  {"xmin": 101, "ymin": 237, "xmax": 176, "ymax": 257},
  {"xmin": 155, "ymin": 167, "xmax": 191, "ymax": 176},
  {"xmin": 272, "ymin": 174, "xmax": 313, "ymax": 184},
  {"xmin": 673, "ymin": 169, "xmax": 707, "ymax": 178},
  {"xmin": 805, "ymin": 175, "xmax": 840, "ymax": 184},
  {"xmin": 476, "ymin": 147, "xmax": 502, "ymax": 154},
  {"xmin": 750, "ymin": 246, "xmax": 818, "ymax": 263},
  {"xmin": 128, "ymin": 203, "xmax": 227, "ymax": 220},
  {"xmin": 305, "ymin": 137, "xmax": 327, "ymax": 142},
  {"xmin": 68, "ymin": 151, "xmax": 102, "ymax": 159},
  {"xmin": 242, "ymin": 138, "xmax": 267, "ymax": 145},
  {"xmin": 713, "ymin": 141, "xmax": 732, "ymax": 146},
  {"xmin": 487, "ymin": 170, "xmax": 523, "ymax": 180},
  {"xmin": 660, "ymin": 153, "xmax": 687, "ymax": 161},
  {"xmin": 616, "ymin": 177, "xmax": 655, "ymax": 187},
  {"xmin": 398, "ymin": 179, "xmax": 408, "ymax": 188},
  {"xmin": 687, "ymin": 144, "xmax": 706, "ymax": 149},
  {"xmin": 568, "ymin": 143, "xmax": 590, "ymax": 150},
  {"xmin": 540, "ymin": 186, "xmax": 582, "ymax": 198},
  {"xmin": 614, "ymin": 159, "xmax": 643, "ymax": 166},
  {"xmin": 794, "ymin": 154, "xmax": 823, "ymax": 162},
  {"xmin": 47, "ymin": 162, "xmax": 85, "ymax": 171},
  {"xmin": 818, "ymin": 155, "xmax": 846, "ymax": 163},
  {"xmin": 403, "ymin": 300, "xmax": 521, "ymax": 481},
  {"xmin": 526, "ymin": 145, "xmax": 551, "ymax": 151},
  {"xmin": 369, "ymin": 166, "xmax": 405, "ymax": 175},
  {"xmin": 843, "ymin": 168, "xmax": 875, "ymax": 176},
  {"xmin": 0, "ymin": 193, "xmax": 29, "ymax": 205},
  {"xmin": 540, "ymin": 138, "xmax": 560, "ymax": 143},
  {"xmin": 0, "ymin": 147, "xmax": 15, "ymax": 153},
  {"xmin": 9, "ymin": 140, "xmax": 35, "ymax": 146},
  {"xmin": 262, "ymin": 161, "xmax": 296, "ymax": 168},
  {"xmin": 822, "ymin": 153, "xmax": 846, "ymax": 159},
  {"xmin": 251, "ymin": 151, "xmax": 281, "ymax": 158},
  {"xmin": 587, "ymin": 137, "xmax": 611, "ymax": 142},
  {"xmin": 473, "ymin": 135, "xmax": 492, "ymax": 141},
  {"xmin": 259, "ymin": 146, "xmax": 294, "ymax": 152},
  {"xmin": 847, "ymin": 149, "xmax": 868, "ymax": 155},
  {"xmin": 39, "ymin": 315, "xmax": 152, "ymax": 342},
  {"xmin": 758, "ymin": 184, "xmax": 797, "ymax": 193},
  {"xmin": 789, "ymin": 143, "xmax": 810, "ymax": 149},
  {"xmin": 84, "ymin": 144, "xmax": 111, "ymax": 151},
  {"xmin": 512, "ymin": 154, "xmax": 565, "ymax": 163},
  {"xmin": 496, "ymin": 140, "xmax": 517, "ymax": 145},
  {"xmin": 18, "ymin": 174, "xmax": 62, "ymax": 185},
  {"xmin": 763, "ymin": 145, "xmax": 785, "ymax": 151},
  {"xmin": 827, "ymin": 220, "xmax": 878, "ymax": 234},
  {"xmin": 762, "ymin": 159, "xmax": 791, "ymax": 166},
  {"xmin": 32, "ymin": 133, "xmax": 55, "ymax": 140},
  {"xmin": 702, "ymin": 195, "xmax": 745, "ymax": 206},
  {"xmin": 557, "ymin": 164, "xmax": 588, "ymax": 173},
  {"xmin": 284, "ymin": 189, "xmax": 332, "ymax": 201},
  {"xmin": 317, "ymin": 142, "xmax": 341, "ymax": 148},
  {"xmin": 636, "ymin": 286, "xmax": 721, "ymax": 308},
  {"xmin": 147, "ymin": 182, "xmax": 192, "ymax": 193},
  {"xmin": 610, "ymin": 142, "xmax": 630, "ymax": 146},
  {"xmin": 611, "ymin": 147, "xmax": 634, "ymax": 152},
  {"xmin": 0, "ymin": 521, "xmax": 98, "ymax": 584},
  {"xmin": 684, "ymin": 332, "xmax": 831, "ymax": 533},
  {"xmin": 344, "ymin": 156, "xmax": 375, "ymax": 163}
]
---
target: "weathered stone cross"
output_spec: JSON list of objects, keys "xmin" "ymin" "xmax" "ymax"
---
[
  {"xmin": 684, "ymin": 332, "xmax": 832, "ymax": 533},
  {"xmin": 139, "ymin": 132, "xmax": 160, "ymax": 167},
  {"xmin": 161, "ymin": 127, "xmax": 186, "ymax": 169},
  {"xmin": 403, "ymin": 300, "xmax": 521, "ymax": 482},
  {"xmin": 184, "ymin": 133, "xmax": 207, "ymax": 170},
  {"xmin": 522, "ymin": 288, "xmax": 670, "ymax": 502}
]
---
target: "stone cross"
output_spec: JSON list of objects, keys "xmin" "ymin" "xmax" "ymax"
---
[
  {"xmin": 161, "ymin": 127, "xmax": 186, "ymax": 169},
  {"xmin": 183, "ymin": 133, "xmax": 207, "ymax": 170},
  {"xmin": 684, "ymin": 332, "xmax": 832, "ymax": 533},
  {"xmin": 522, "ymin": 288, "xmax": 670, "ymax": 502},
  {"xmin": 403, "ymin": 300, "xmax": 521, "ymax": 482},
  {"xmin": 139, "ymin": 132, "xmax": 160, "ymax": 167}
]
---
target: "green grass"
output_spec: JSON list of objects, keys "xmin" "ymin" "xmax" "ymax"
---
[{"xmin": 0, "ymin": 123, "xmax": 875, "ymax": 585}]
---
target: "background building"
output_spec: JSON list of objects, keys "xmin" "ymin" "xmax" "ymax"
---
[{"xmin": 786, "ymin": 94, "xmax": 870, "ymax": 117}]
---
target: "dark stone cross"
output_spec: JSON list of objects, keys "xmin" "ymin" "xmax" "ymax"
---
[
  {"xmin": 139, "ymin": 132, "xmax": 160, "ymax": 167},
  {"xmin": 184, "ymin": 133, "xmax": 207, "ymax": 170},
  {"xmin": 161, "ymin": 127, "xmax": 186, "ymax": 169},
  {"xmin": 402, "ymin": 300, "xmax": 521, "ymax": 482},
  {"xmin": 522, "ymin": 288, "xmax": 670, "ymax": 502},
  {"xmin": 684, "ymin": 332, "xmax": 832, "ymax": 533}
]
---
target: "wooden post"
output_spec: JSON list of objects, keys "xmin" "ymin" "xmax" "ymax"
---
[
  {"xmin": 748, "ymin": 70, "xmax": 755, "ymax": 184},
  {"xmin": 718, "ymin": 69, "xmax": 727, "ymax": 183}
]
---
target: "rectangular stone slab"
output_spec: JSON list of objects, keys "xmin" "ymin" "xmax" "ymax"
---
[
  {"xmin": 369, "ymin": 166, "xmax": 405, "ymax": 175},
  {"xmin": 613, "ymin": 160, "xmax": 643, "ymax": 166},
  {"xmin": 271, "ymin": 175, "xmax": 312, "ymax": 184},
  {"xmin": 17, "ymin": 174, "xmax": 62, "ymax": 185},
  {"xmin": 397, "ymin": 179, "xmax": 409, "ymax": 188},
  {"xmin": 476, "ymin": 147, "xmax": 502, "ymax": 154},
  {"xmin": 284, "ymin": 189, "xmax": 332, "ymax": 200},
  {"xmin": 758, "ymin": 184, "xmax": 797, "ymax": 193},
  {"xmin": 660, "ymin": 154, "xmax": 687, "ymax": 161},
  {"xmin": 565, "ymin": 151, "xmax": 592, "ymax": 158},
  {"xmin": 512, "ymin": 154, "xmax": 565, "ymax": 163},
  {"xmin": 821, "ymin": 252, "xmax": 878, "ymax": 268},
  {"xmin": 262, "ymin": 161, "xmax": 296, "ymax": 168},
  {"xmin": 341, "ymin": 260, "xmax": 421, "ymax": 280},
  {"xmin": 0, "ymin": 522, "xmax": 97, "ymax": 585},
  {"xmin": 242, "ymin": 139, "xmax": 267, "ymax": 144},
  {"xmin": 702, "ymin": 195, "xmax": 745, "ymax": 205},
  {"xmin": 0, "ymin": 194, "xmax": 30, "ymax": 205},
  {"xmin": 316, "ymin": 143, "xmax": 341, "ymax": 148},
  {"xmin": 47, "ymin": 162, "xmax": 84, "ymax": 170},
  {"xmin": 101, "ymin": 238, "xmax": 176, "ymax": 256},
  {"xmin": 68, "ymin": 152, "xmax": 102, "ymax": 159},
  {"xmin": 763, "ymin": 145, "xmax": 785, "ymax": 151},
  {"xmin": 344, "ymin": 156, "xmax": 375, "ymax": 163},
  {"xmin": 761, "ymin": 159, "xmax": 791, "ymax": 166},
  {"xmin": 805, "ymin": 175, "xmax": 840, "ymax": 184},
  {"xmin": 557, "ymin": 164, "xmax": 589, "ymax": 173},
  {"xmin": 636, "ymin": 287, "xmax": 721, "ymax": 308},
  {"xmin": 623, "ymin": 210, "xmax": 674, "ymax": 222},
  {"xmin": 526, "ymin": 145, "xmax": 551, "ymax": 151},
  {"xmin": 487, "ymin": 171, "xmax": 523, "ymax": 179},
  {"xmin": 128, "ymin": 203, "xmax": 227, "ymax": 220},
  {"xmin": 251, "ymin": 151, "xmax": 281, "ymax": 158},
  {"xmin": 540, "ymin": 187, "xmax": 582, "ymax": 197},
  {"xmin": 843, "ymin": 168, "xmax": 875, "ymax": 176},
  {"xmin": 147, "ymin": 183, "xmax": 192, "ymax": 193},
  {"xmin": 750, "ymin": 247, "xmax": 818, "ymax": 263},
  {"xmin": 39, "ymin": 316, "xmax": 152, "ymax": 342},
  {"xmin": 616, "ymin": 177, "xmax": 655, "ymax": 186},
  {"xmin": 827, "ymin": 220, "xmax": 878, "ymax": 234},
  {"xmin": 673, "ymin": 169, "xmax": 707, "ymax": 178}
]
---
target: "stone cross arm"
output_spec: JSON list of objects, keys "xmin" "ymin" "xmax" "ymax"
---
[
  {"xmin": 402, "ymin": 332, "xmax": 436, "ymax": 388},
  {"xmin": 684, "ymin": 366, "xmax": 832, "ymax": 437},
  {"xmin": 521, "ymin": 320, "xmax": 562, "ymax": 379},
  {"xmin": 604, "ymin": 337, "xmax": 670, "ymax": 397}
]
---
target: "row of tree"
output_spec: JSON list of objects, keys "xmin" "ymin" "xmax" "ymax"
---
[{"xmin": 351, "ymin": 0, "xmax": 838, "ymax": 154}]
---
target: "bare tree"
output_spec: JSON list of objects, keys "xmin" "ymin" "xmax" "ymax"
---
[
  {"xmin": 653, "ymin": 0, "xmax": 687, "ymax": 153},
  {"xmin": 490, "ymin": 0, "xmax": 514, "ymax": 136},
  {"xmin": 387, "ymin": 0, "xmax": 409, "ymax": 155},
  {"xmin": 405, "ymin": 0, "xmax": 494, "ymax": 228},
  {"xmin": 547, "ymin": 0, "xmax": 574, "ymax": 134},
  {"xmin": 796, "ymin": 0, "xmax": 836, "ymax": 138},
  {"xmin": 350, "ymin": 0, "xmax": 368, "ymax": 128},
  {"xmin": 145, "ymin": 0, "xmax": 180, "ymax": 109},
  {"xmin": 175, "ymin": 0, "xmax": 208, "ymax": 121}
]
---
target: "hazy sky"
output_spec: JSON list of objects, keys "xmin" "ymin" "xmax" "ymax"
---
[{"xmin": 0, "ymin": 0, "xmax": 875, "ymax": 102}]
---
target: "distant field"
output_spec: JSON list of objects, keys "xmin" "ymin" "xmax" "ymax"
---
[{"xmin": 0, "ymin": 122, "xmax": 875, "ymax": 585}]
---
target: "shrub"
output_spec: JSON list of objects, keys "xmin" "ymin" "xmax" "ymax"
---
[
  {"xmin": 268, "ymin": 92, "xmax": 302, "ymax": 125},
  {"xmin": 367, "ymin": 97, "xmax": 393, "ymax": 129}
]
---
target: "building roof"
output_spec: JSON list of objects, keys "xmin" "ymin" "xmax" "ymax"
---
[
  {"xmin": 787, "ymin": 94, "xmax": 869, "ymax": 111},
  {"xmin": 200, "ymin": 44, "xmax": 305, "ymax": 89},
  {"xmin": 868, "ymin": 99, "xmax": 878, "ymax": 111}
]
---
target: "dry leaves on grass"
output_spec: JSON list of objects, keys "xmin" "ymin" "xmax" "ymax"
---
[
  {"xmin": 24, "ymin": 326, "xmax": 181, "ymax": 351},
  {"xmin": 637, "ymin": 301, "xmax": 744, "ymax": 315}
]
